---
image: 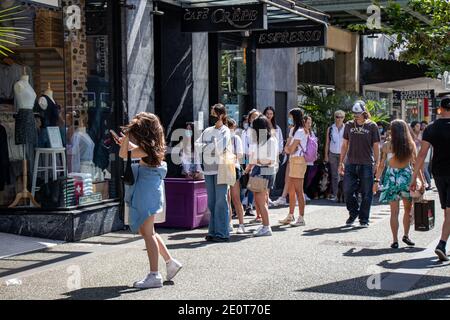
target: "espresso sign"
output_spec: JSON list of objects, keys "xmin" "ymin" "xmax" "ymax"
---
[
  {"xmin": 393, "ymin": 90, "xmax": 435, "ymax": 102},
  {"xmin": 254, "ymin": 25, "xmax": 326, "ymax": 49},
  {"xmin": 181, "ymin": 4, "xmax": 267, "ymax": 32}
]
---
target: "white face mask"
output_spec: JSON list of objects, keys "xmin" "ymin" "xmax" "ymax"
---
[{"xmin": 243, "ymin": 123, "xmax": 249, "ymax": 130}]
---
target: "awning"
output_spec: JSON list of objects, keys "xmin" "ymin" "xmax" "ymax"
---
[
  {"xmin": 364, "ymin": 77, "xmax": 449, "ymax": 95},
  {"xmin": 164, "ymin": 0, "xmax": 329, "ymax": 26}
]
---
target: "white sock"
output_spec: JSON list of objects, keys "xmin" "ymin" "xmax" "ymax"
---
[{"xmin": 150, "ymin": 271, "xmax": 160, "ymax": 276}]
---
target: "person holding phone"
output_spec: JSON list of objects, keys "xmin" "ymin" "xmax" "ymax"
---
[{"xmin": 113, "ymin": 113, "xmax": 182, "ymax": 289}]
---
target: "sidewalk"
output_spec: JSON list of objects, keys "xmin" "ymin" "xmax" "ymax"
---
[{"xmin": 0, "ymin": 233, "xmax": 63, "ymax": 259}]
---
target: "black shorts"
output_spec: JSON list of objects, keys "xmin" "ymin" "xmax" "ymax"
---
[{"xmin": 435, "ymin": 176, "xmax": 450, "ymax": 209}]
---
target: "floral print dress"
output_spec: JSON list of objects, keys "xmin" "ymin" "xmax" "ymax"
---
[{"xmin": 379, "ymin": 164, "xmax": 412, "ymax": 203}]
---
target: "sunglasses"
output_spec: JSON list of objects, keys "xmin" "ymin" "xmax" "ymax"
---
[{"xmin": 335, "ymin": 116, "xmax": 344, "ymax": 119}]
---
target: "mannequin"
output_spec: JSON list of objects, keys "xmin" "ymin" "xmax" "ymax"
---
[
  {"xmin": 9, "ymin": 68, "xmax": 39, "ymax": 207},
  {"xmin": 69, "ymin": 113, "xmax": 95, "ymax": 175},
  {"xmin": 34, "ymin": 82, "xmax": 62, "ymax": 128}
]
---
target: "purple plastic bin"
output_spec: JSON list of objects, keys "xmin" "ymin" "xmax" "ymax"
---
[{"xmin": 156, "ymin": 178, "xmax": 210, "ymax": 229}]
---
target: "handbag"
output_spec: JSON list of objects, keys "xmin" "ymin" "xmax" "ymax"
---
[
  {"xmin": 217, "ymin": 142, "xmax": 236, "ymax": 186},
  {"xmin": 122, "ymin": 150, "xmax": 135, "ymax": 185},
  {"xmin": 247, "ymin": 175, "xmax": 268, "ymax": 193}
]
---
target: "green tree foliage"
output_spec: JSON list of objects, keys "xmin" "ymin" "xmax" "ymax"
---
[
  {"xmin": 299, "ymin": 85, "xmax": 389, "ymax": 159},
  {"xmin": 349, "ymin": 0, "xmax": 450, "ymax": 78}
]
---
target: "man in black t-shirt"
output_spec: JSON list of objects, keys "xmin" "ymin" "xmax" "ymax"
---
[{"xmin": 412, "ymin": 96, "xmax": 450, "ymax": 261}]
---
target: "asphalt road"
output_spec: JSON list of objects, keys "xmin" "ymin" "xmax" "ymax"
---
[{"xmin": 0, "ymin": 191, "xmax": 448, "ymax": 300}]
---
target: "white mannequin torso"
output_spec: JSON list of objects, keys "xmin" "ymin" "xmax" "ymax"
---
[{"xmin": 14, "ymin": 76, "xmax": 36, "ymax": 110}]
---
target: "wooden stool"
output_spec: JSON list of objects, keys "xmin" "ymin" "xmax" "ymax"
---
[{"xmin": 31, "ymin": 148, "xmax": 66, "ymax": 197}]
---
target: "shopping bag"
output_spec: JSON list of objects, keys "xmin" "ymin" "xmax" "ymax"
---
[{"xmin": 414, "ymin": 199, "xmax": 435, "ymax": 231}]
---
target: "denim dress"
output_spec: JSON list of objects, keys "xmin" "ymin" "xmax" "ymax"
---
[{"xmin": 125, "ymin": 162, "xmax": 167, "ymax": 233}]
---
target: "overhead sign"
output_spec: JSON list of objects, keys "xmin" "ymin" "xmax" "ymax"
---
[
  {"xmin": 393, "ymin": 90, "xmax": 435, "ymax": 102},
  {"xmin": 254, "ymin": 25, "xmax": 326, "ymax": 49},
  {"xmin": 181, "ymin": 4, "xmax": 267, "ymax": 32},
  {"xmin": 27, "ymin": 0, "xmax": 60, "ymax": 8}
]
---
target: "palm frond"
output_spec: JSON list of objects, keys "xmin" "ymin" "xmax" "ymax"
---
[{"xmin": 0, "ymin": 4, "xmax": 29, "ymax": 57}]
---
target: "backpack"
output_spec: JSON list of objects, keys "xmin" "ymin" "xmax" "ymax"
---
[{"xmin": 300, "ymin": 134, "xmax": 318, "ymax": 163}]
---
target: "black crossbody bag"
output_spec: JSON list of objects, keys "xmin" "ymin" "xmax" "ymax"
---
[{"xmin": 122, "ymin": 150, "xmax": 135, "ymax": 185}]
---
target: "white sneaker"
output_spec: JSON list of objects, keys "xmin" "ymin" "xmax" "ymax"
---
[
  {"xmin": 236, "ymin": 224, "xmax": 246, "ymax": 234},
  {"xmin": 268, "ymin": 199, "xmax": 275, "ymax": 207},
  {"xmin": 253, "ymin": 226, "xmax": 272, "ymax": 237},
  {"xmin": 329, "ymin": 195, "xmax": 337, "ymax": 201},
  {"xmin": 229, "ymin": 223, "xmax": 234, "ymax": 233},
  {"xmin": 291, "ymin": 217, "xmax": 306, "ymax": 227},
  {"xmin": 133, "ymin": 272, "xmax": 163, "ymax": 289},
  {"xmin": 273, "ymin": 197, "xmax": 287, "ymax": 206},
  {"xmin": 166, "ymin": 259, "xmax": 183, "ymax": 281},
  {"xmin": 304, "ymin": 194, "xmax": 311, "ymax": 201}
]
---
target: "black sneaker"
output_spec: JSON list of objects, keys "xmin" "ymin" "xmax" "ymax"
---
[
  {"xmin": 211, "ymin": 237, "xmax": 230, "ymax": 243},
  {"xmin": 205, "ymin": 235, "xmax": 214, "ymax": 241},
  {"xmin": 391, "ymin": 242, "xmax": 399, "ymax": 249},
  {"xmin": 232, "ymin": 213, "xmax": 238, "ymax": 219},
  {"xmin": 345, "ymin": 217, "xmax": 356, "ymax": 226},
  {"xmin": 245, "ymin": 208, "xmax": 255, "ymax": 217},
  {"xmin": 359, "ymin": 222, "xmax": 369, "ymax": 228},
  {"xmin": 402, "ymin": 236, "xmax": 415, "ymax": 247},
  {"xmin": 435, "ymin": 245, "xmax": 449, "ymax": 262}
]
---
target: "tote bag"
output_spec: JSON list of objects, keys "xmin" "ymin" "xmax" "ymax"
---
[{"xmin": 217, "ymin": 139, "xmax": 236, "ymax": 186}]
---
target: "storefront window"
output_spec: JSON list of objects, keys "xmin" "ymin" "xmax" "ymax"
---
[
  {"xmin": 0, "ymin": 0, "xmax": 118, "ymax": 209},
  {"xmin": 219, "ymin": 41, "xmax": 248, "ymax": 125}
]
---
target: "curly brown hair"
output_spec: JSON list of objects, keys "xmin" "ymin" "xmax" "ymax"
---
[{"xmin": 122, "ymin": 112, "xmax": 166, "ymax": 166}]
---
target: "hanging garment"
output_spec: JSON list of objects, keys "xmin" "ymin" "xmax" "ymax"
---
[
  {"xmin": 0, "ymin": 124, "xmax": 11, "ymax": 191},
  {"xmin": 69, "ymin": 130, "xmax": 95, "ymax": 173}
]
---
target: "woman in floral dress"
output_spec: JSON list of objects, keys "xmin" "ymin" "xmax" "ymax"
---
[{"xmin": 374, "ymin": 120, "xmax": 425, "ymax": 249}]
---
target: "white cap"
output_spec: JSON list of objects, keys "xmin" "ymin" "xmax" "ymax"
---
[{"xmin": 352, "ymin": 100, "xmax": 366, "ymax": 113}]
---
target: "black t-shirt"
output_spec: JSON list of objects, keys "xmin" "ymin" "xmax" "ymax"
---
[
  {"xmin": 422, "ymin": 118, "xmax": 450, "ymax": 177},
  {"xmin": 343, "ymin": 120, "xmax": 380, "ymax": 165}
]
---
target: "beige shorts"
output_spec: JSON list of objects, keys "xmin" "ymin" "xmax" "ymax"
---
[{"xmin": 289, "ymin": 156, "xmax": 307, "ymax": 179}]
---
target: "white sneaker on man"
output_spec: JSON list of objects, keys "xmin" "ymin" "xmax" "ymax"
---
[
  {"xmin": 290, "ymin": 216, "xmax": 306, "ymax": 227},
  {"xmin": 268, "ymin": 199, "xmax": 275, "ymax": 207},
  {"xmin": 229, "ymin": 223, "xmax": 234, "ymax": 233},
  {"xmin": 253, "ymin": 225, "xmax": 272, "ymax": 237},
  {"xmin": 236, "ymin": 224, "xmax": 246, "ymax": 234},
  {"xmin": 273, "ymin": 197, "xmax": 288, "ymax": 206},
  {"xmin": 166, "ymin": 259, "xmax": 183, "ymax": 281},
  {"xmin": 304, "ymin": 194, "xmax": 311, "ymax": 202},
  {"xmin": 133, "ymin": 272, "xmax": 163, "ymax": 289}
]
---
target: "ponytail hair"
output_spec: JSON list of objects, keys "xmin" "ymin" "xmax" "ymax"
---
[{"xmin": 212, "ymin": 103, "xmax": 228, "ymax": 124}]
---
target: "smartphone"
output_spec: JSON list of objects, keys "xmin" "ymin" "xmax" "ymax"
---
[{"xmin": 110, "ymin": 129, "xmax": 120, "ymax": 140}]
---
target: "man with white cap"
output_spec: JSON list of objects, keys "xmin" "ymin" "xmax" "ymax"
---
[{"xmin": 339, "ymin": 100, "xmax": 381, "ymax": 228}]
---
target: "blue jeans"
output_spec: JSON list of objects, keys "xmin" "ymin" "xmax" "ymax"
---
[
  {"xmin": 344, "ymin": 164, "xmax": 374, "ymax": 224},
  {"xmin": 204, "ymin": 175, "xmax": 230, "ymax": 239}
]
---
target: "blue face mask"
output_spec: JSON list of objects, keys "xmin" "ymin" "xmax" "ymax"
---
[{"xmin": 288, "ymin": 118, "xmax": 294, "ymax": 126}]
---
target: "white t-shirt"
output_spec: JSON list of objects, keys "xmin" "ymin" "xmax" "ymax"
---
[
  {"xmin": 249, "ymin": 136, "xmax": 279, "ymax": 174},
  {"xmin": 195, "ymin": 125, "xmax": 231, "ymax": 175},
  {"xmin": 289, "ymin": 127, "xmax": 308, "ymax": 157},
  {"xmin": 274, "ymin": 125, "xmax": 284, "ymax": 154},
  {"xmin": 231, "ymin": 134, "xmax": 243, "ymax": 168}
]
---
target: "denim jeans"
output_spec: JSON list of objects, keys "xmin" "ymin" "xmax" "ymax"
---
[
  {"xmin": 344, "ymin": 164, "xmax": 374, "ymax": 224},
  {"xmin": 328, "ymin": 152, "xmax": 340, "ymax": 197},
  {"xmin": 204, "ymin": 175, "xmax": 230, "ymax": 238}
]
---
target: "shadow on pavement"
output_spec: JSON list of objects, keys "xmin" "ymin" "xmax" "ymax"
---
[
  {"xmin": 378, "ymin": 257, "xmax": 449, "ymax": 270},
  {"xmin": 302, "ymin": 226, "xmax": 360, "ymax": 236},
  {"xmin": 0, "ymin": 251, "xmax": 90, "ymax": 279},
  {"xmin": 343, "ymin": 247, "xmax": 426, "ymax": 257},
  {"xmin": 60, "ymin": 286, "xmax": 141, "ymax": 300},
  {"xmin": 297, "ymin": 273, "xmax": 450, "ymax": 298}
]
